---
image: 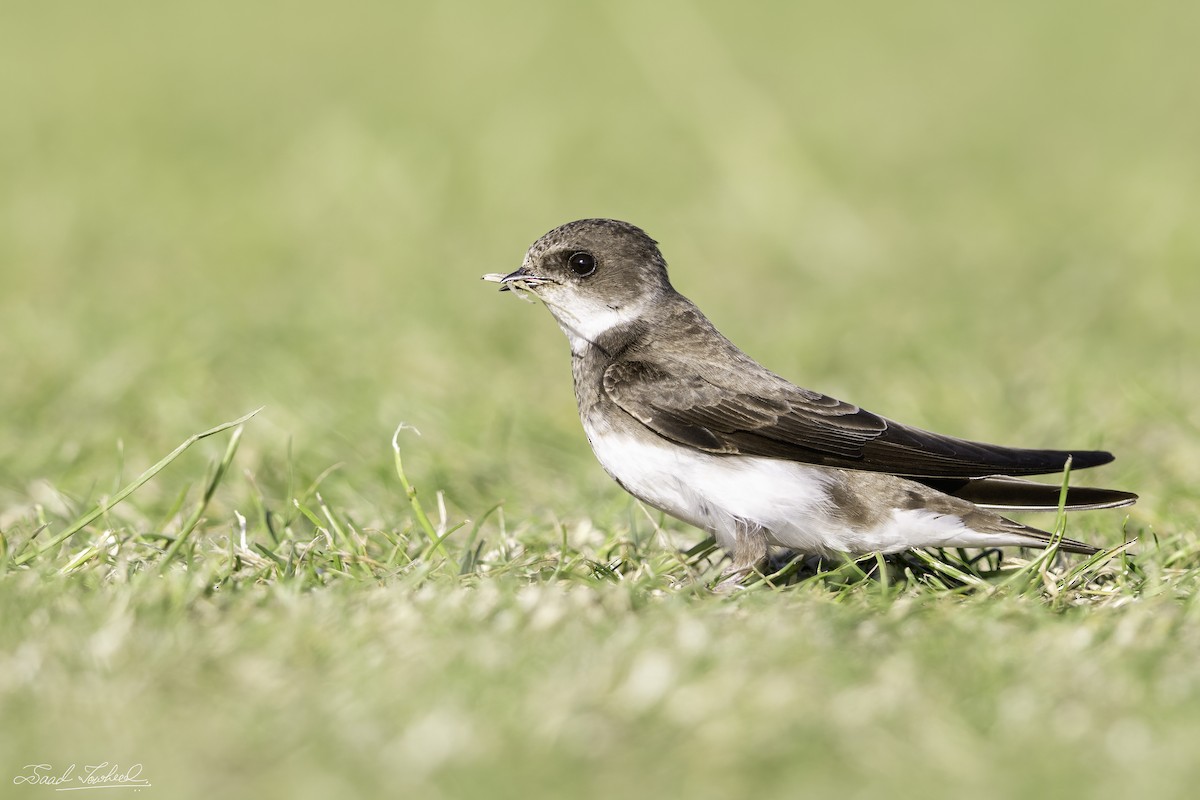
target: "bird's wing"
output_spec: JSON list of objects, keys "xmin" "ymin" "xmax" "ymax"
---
[{"xmin": 602, "ymin": 360, "xmax": 1114, "ymax": 478}]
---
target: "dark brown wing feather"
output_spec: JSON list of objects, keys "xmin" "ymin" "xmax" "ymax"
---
[
  {"xmin": 603, "ymin": 359, "xmax": 1116, "ymax": 479},
  {"xmin": 918, "ymin": 475, "xmax": 1137, "ymax": 511}
]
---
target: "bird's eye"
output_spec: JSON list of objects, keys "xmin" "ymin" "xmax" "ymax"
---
[{"xmin": 567, "ymin": 251, "xmax": 596, "ymax": 277}]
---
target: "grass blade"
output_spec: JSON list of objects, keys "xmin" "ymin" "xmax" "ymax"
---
[
  {"xmin": 160, "ymin": 421, "xmax": 251, "ymax": 569},
  {"xmin": 13, "ymin": 408, "xmax": 262, "ymax": 567},
  {"xmin": 392, "ymin": 423, "xmax": 449, "ymax": 559}
]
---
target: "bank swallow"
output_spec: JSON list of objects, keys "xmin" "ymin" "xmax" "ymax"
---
[{"xmin": 486, "ymin": 219, "xmax": 1136, "ymax": 577}]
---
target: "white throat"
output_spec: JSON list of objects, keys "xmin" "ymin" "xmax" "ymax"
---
[{"xmin": 544, "ymin": 295, "xmax": 650, "ymax": 355}]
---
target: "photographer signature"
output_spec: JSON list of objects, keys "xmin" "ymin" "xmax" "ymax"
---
[{"xmin": 12, "ymin": 763, "xmax": 151, "ymax": 791}]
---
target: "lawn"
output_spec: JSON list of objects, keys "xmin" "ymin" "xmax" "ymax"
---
[{"xmin": 2, "ymin": 1, "xmax": 1199, "ymax": 798}]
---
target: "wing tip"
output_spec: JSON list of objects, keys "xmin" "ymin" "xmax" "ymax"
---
[{"xmin": 1070, "ymin": 450, "xmax": 1115, "ymax": 470}]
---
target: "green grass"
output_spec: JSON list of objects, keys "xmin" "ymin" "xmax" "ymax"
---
[{"xmin": 2, "ymin": 0, "xmax": 1199, "ymax": 797}]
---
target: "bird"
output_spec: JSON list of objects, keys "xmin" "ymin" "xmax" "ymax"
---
[{"xmin": 484, "ymin": 218, "xmax": 1136, "ymax": 580}]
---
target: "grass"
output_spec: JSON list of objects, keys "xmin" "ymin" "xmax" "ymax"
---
[{"xmin": 2, "ymin": 0, "xmax": 1199, "ymax": 798}]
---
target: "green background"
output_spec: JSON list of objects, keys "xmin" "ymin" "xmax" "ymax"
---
[{"xmin": 1, "ymin": 1, "xmax": 1197, "ymax": 798}]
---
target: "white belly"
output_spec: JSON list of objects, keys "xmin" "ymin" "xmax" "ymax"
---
[
  {"xmin": 585, "ymin": 428, "xmax": 840, "ymax": 554},
  {"xmin": 584, "ymin": 427, "xmax": 1034, "ymax": 557}
]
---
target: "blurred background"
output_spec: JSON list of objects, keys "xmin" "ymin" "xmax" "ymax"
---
[
  {"xmin": 4, "ymin": 3, "xmax": 1200, "ymax": 799},
  {"xmin": 1, "ymin": 0, "xmax": 1197, "ymax": 541}
]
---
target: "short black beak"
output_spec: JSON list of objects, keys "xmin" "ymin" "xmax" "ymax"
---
[
  {"xmin": 498, "ymin": 266, "xmax": 556, "ymax": 292},
  {"xmin": 497, "ymin": 267, "xmax": 529, "ymax": 292}
]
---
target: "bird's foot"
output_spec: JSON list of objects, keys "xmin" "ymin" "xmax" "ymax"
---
[{"xmin": 712, "ymin": 564, "xmax": 759, "ymax": 593}]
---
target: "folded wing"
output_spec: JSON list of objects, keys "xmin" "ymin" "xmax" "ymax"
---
[{"xmin": 603, "ymin": 359, "xmax": 1121, "ymax": 480}]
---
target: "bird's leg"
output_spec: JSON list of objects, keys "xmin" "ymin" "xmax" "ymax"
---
[{"xmin": 714, "ymin": 524, "xmax": 769, "ymax": 591}]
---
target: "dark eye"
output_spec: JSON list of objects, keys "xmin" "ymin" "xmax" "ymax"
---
[{"xmin": 567, "ymin": 251, "xmax": 596, "ymax": 277}]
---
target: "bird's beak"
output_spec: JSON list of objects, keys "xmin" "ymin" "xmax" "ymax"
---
[
  {"xmin": 482, "ymin": 267, "xmax": 553, "ymax": 293},
  {"xmin": 498, "ymin": 267, "xmax": 529, "ymax": 292}
]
